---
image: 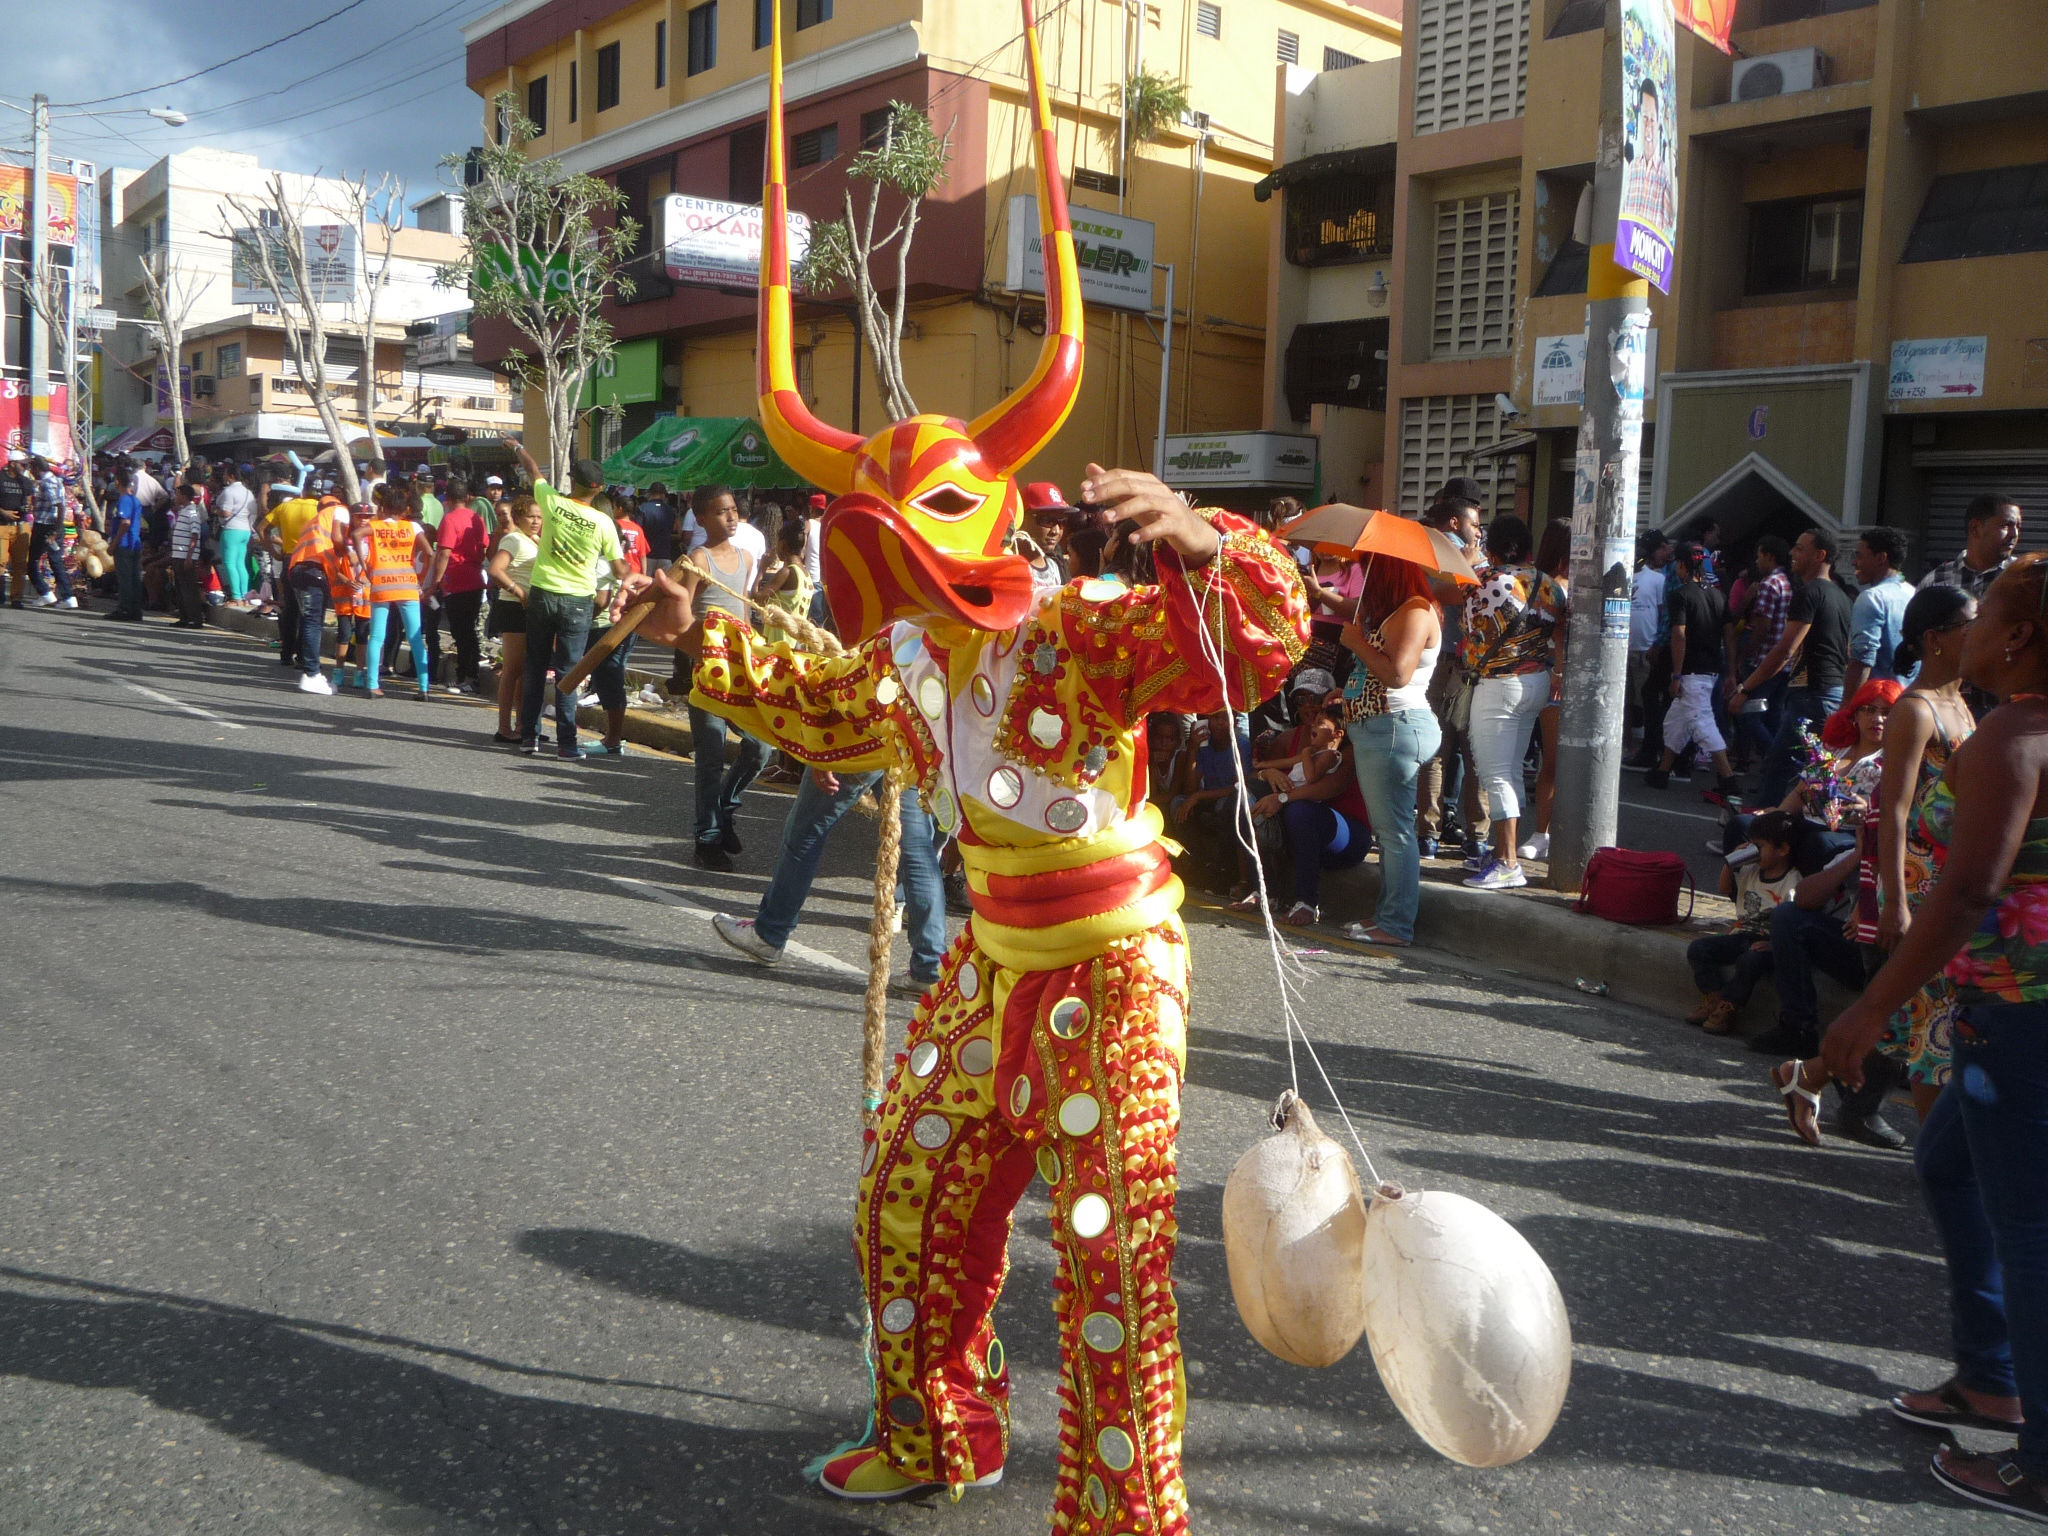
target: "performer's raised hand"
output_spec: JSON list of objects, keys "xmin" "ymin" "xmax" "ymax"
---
[
  {"xmin": 1080, "ymin": 463, "xmax": 1221, "ymax": 565},
  {"xmin": 620, "ymin": 565, "xmax": 705, "ymax": 656}
]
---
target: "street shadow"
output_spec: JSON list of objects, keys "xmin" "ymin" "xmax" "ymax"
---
[{"xmin": 0, "ymin": 1270, "xmax": 894, "ymax": 1535}]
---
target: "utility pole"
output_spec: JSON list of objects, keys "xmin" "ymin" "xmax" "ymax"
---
[
  {"xmin": 1152, "ymin": 261, "xmax": 1174, "ymax": 477},
  {"xmin": 28, "ymin": 94, "xmax": 51, "ymax": 454},
  {"xmin": 1548, "ymin": 4, "xmax": 1655, "ymax": 892}
]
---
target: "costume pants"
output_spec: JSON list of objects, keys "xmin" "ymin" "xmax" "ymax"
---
[{"xmin": 857, "ymin": 923, "xmax": 1191, "ymax": 1534}]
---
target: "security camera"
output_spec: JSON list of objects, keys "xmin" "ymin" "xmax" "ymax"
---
[{"xmin": 1495, "ymin": 393, "xmax": 1524, "ymax": 420}]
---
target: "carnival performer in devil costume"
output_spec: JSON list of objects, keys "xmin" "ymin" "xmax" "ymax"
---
[{"xmin": 622, "ymin": 5, "xmax": 1310, "ymax": 1530}]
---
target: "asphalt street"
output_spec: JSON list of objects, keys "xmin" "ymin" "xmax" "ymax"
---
[{"xmin": 0, "ymin": 606, "xmax": 2008, "ymax": 1535}]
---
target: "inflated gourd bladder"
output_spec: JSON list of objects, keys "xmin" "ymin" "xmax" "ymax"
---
[
  {"xmin": 1359, "ymin": 1183, "xmax": 1572, "ymax": 1467},
  {"xmin": 1222, "ymin": 1091, "xmax": 1369, "ymax": 1368}
]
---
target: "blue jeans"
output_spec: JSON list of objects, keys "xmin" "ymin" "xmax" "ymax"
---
[
  {"xmin": 28, "ymin": 523, "xmax": 71, "ymax": 600},
  {"xmin": 367, "ymin": 599, "xmax": 428, "ymax": 694},
  {"xmin": 1734, "ymin": 673, "xmax": 1788, "ymax": 767},
  {"xmin": 690, "ymin": 704, "xmax": 770, "ymax": 847},
  {"xmin": 1280, "ymin": 798, "xmax": 1370, "ymax": 908},
  {"xmin": 1765, "ymin": 897, "xmax": 1863, "ymax": 1032},
  {"xmin": 520, "ymin": 588, "xmax": 594, "ymax": 749},
  {"xmin": 755, "ymin": 769, "xmax": 946, "ymax": 980},
  {"xmin": 1756, "ymin": 684, "xmax": 1840, "ymax": 807},
  {"xmin": 1349, "ymin": 707, "xmax": 1441, "ymax": 942},
  {"xmin": 113, "ymin": 544, "xmax": 144, "ymax": 618},
  {"xmin": 294, "ymin": 576, "xmax": 328, "ymax": 677},
  {"xmin": 1917, "ymin": 1002, "xmax": 2048, "ymax": 1478}
]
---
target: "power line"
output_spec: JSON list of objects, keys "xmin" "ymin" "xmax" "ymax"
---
[{"xmin": 57, "ymin": 0, "xmax": 378, "ymax": 108}]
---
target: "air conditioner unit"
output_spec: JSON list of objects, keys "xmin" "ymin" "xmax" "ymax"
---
[
  {"xmin": 192, "ymin": 374, "xmax": 216, "ymax": 398},
  {"xmin": 1731, "ymin": 47, "xmax": 1827, "ymax": 102}
]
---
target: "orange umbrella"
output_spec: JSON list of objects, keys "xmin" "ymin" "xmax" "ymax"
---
[{"xmin": 1279, "ymin": 503, "xmax": 1479, "ymax": 585}]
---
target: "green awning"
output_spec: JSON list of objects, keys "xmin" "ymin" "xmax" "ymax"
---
[{"xmin": 602, "ymin": 416, "xmax": 808, "ymax": 491}]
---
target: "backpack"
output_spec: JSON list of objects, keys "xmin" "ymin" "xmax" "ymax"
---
[{"xmin": 1573, "ymin": 847, "xmax": 1695, "ymax": 926}]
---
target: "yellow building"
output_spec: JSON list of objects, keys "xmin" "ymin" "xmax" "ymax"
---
[
  {"xmin": 461, "ymin": 0, "xmax": 1401, "ymax": 496},
  {"xmin": 1332, "ymin": 0, "xmax": 2048, "ymax": 560}
]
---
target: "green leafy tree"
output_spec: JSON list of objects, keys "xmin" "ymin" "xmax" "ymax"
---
[
  {"xmin": 797, "ymin": 101, "xmax": 952, "ymax": 423},
  {"xmin": 439, "ymin": 94, "xmax": 638, "ymax": 485}
]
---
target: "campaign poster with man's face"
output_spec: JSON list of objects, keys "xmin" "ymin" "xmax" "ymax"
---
[{"xmin": 1616, "ymin": 0, "xmax": 1678, "ymax": 292}]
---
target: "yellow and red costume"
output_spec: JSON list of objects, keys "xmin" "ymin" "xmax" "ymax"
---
[{"xmin": 689, "ymin": 6, "xmax": 1310, "ymax": 1530}]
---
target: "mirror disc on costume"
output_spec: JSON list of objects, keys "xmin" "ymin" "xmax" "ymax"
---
[
  {"xmin": 1070, "ymin": 1192, "xmax": 1112, "ymax": 1239},
  {"xmin": 881, "ymin": 1297, "xmax": 915, "ymax": 1333},
  {"xmin": 1083, "ymin": 745, "xmax": 1109, "ymax": 775},
  {"xmin": 987, "ymin": 766, "xmax": 1023, "ymax": 809},
  {"xmin": 957, "ymin": 962, "xmax": 982, "ymax": 1002},
  {"xmin": 862, "ymin": 1138, "xmax": 878, "ymax": 1174},
  {"xmin": 1033, "ymin": 642, "xmax": 1059, "ymax": 674},
  {"xmin": 1037, "ymin": 1145, "xmax": 1062, "ymax": 1185},
  {"xmin": 1081, "ymin": 1311, "xmax": 1126, "ymax": 1352},
  {"xmin": 909, "ymin": 1041, "xmax": 941, "ymax": 1078},
  {"xmin": 1028, "ymin": 708, "xmax": 1064, "ymax": 749},
  {"xmin": 1097, "ymin": 1426, "xmax": 1136, "ymax": 1472},
  {"xmin": 1046, "ymin": 797, "xmax": 1089, "ymax": 833},
  {"xmin": 1010, "ymin": 1076, "xmax": 1032, "ymax": 1115},
  {"xmin": 970, "ymin": 674, "xmax": 996, "ymax": 716},
  {"xmin": 917, "ymin": 675, "xmax": 947, "ymax": 719},
  {"xmin": 874, "ymin": 675, "xmax": 901, "ymax": 707},
  {"xmin": 1058, "ymin": 1093, "xmax": 1102, "ymax": 1138},
  {"xmin": 912, "ymin": 1113, "xmax": 952, "ymax": 1150},
  {"xmin": 986, "ymin": 1337, "xmax": 1005, "ymax": 1377},
  {"xmin": 959, "ymin": 1036, "xmax": 993, "ymax": 1075},
  {"xmin": 1085, "ymin": 1475, "xmax": 1109, "ymax": 1517},
  {"xmin": 931, "ymin": 786, "xmax": 958, "ymax": 833},
  {"xmin": 1048, "ymin": 997, "xmax": 1091, "ymax": 1039},
  {"xmin": 888, "ymin": 1395, "xmax": 924, "ymax": 1426},
  {"xmin": 893, "ymin": 629, "xmax": 924, "ymax": 667}
]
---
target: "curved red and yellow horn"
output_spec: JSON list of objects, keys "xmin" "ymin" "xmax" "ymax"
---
[
  {"xmin": 756, "ymin": 6, "xmax": 861, "ymax": 494},
  {"xmin": 969, "ymin": 0, "xmax": 1084, "ymax": 478}
]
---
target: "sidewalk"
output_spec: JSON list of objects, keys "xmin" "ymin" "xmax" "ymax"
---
[{"xmin": 189, "ymin": 597, "xmax": 1843, "ymax": 1031}]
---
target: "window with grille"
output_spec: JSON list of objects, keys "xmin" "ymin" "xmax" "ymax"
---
[
  {"xmin": 1412, "ymin": 0, "xmax": 1529, "ymax": 135},
  {"xmin": 861, "ymin": 107, "xmax": 894, "ymax": 149},
  {"xmin": 526, "ymin": 76, "xmax": 548, "ymax": 134},
  {"xmin": 1284, "ymin": 318, "xmax": 1388, "ymax": 419},
  {"xmin": 1277, "ymin": 29, "xmax": 1299, "ymax": 63},
  {"xmin": 596, "ymin": 42, "xmax": 621, "ymax": 110},
  {"xmin": 793, "ymin": 124, "xmax": 838, "ymax": 168},
  {"xmin": 688, "ymin": 3, "xmax": 717, "ymax": 75},
  {"xmin": 655, "ymin": 20, "xmax": 668, "ymax": 87},
  {"xmin": 1324, "ymin": 46, "xmax": 1364, "ymax": 69},
  {"xmin": 797, "ymin": 0, "xmax": 832, "ymax": 27},
  {"xmin": 1431, "ymin": 191, "xmax": 1519, "ymax": 356},
  {"xmin": 1398, "ymin": 395, "xmax": 1508, "ymax": 516},
  {"xmin": 1902, "ymin": 163, "xmax": 2048, "ymax": 264},
  {"xmin": 1196, "ymin": 2, "xmax": 1222, "ymax": 38},
  {"xmin": 1285, "ymin": 171, "xmax": 1394, "ymax": 266}
]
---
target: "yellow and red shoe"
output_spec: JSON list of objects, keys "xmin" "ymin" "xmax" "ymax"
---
[{"xmin": 816, "ymin": 1443, "xmax": 1003, "ymax": 1502}]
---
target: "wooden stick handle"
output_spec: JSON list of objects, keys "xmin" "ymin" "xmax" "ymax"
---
[{"xmin": 556, "ymin": 600, "xmax": 653, "ymax": 695}]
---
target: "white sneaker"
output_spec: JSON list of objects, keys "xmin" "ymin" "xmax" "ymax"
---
[
  {"xmin": 297, "ymin": 671, "xmax": 334, "ymax": 695},
  {"xmin": 1518, "ymin": 832, "xmax": 1551, "ymax": 860},
  {"xmin": 59, "ymin": 595, "xmax": 78, "ymax": 609},
  {"xmin": 37, "ymin": 592, "xmax": 56, "ymax": 607},
  {"xmin": 712, "ymin": 912, "xmax": 784, "ymax": 967}
]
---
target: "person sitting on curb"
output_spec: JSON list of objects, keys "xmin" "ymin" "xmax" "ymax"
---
[
  {"xmin": 1753, "ymin": 844, "xmax": 1868, "ymax": 1073},
  {"xmin": 1685, "ymin": 810, "xmax": 1801, "ymax": 1034}
]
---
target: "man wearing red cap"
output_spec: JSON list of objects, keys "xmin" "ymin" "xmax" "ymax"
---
[{"xmin": 1019, "ymin": 481, "xmax": 1075, "ymax": 596}]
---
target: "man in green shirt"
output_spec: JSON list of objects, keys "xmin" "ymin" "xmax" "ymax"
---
[
  {"xmin": 413, "ymin": 468, "xmax": 445, "ymax": 530},
  {"xmin": 511, "ymin": 442, "xmax": 626, "ymax": 759}
]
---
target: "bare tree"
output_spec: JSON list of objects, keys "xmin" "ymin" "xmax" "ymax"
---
[
  {"xmin": 132, "ymin": 247, "xmax": 207, "ymax": 467},
  {"xmin": 347, "ymin": 172, "xmax": 405, "ymax": 461},
  {"xmin": 441, "ymin": 94, "xmax": 636, "ymax": 485},
  {"xmin": 800, "ymin": 102, "xmax": 953, "ymax": 422},
  {"xmin": 221, "ymin": 176, "xmax": 365, "ymax": 507},
  {"xmin": 25, "ymin": 262, "xmax": 99, "ymax": 519}
]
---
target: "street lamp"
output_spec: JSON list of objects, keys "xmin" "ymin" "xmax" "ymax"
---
[{"xmin": 146, "ymin": 107, "xmax": 188, "ymax": 127}]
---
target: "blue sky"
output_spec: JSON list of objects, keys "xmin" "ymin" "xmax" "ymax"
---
[{"xmin": 1, "ymin": 0, "xmax": 503, "ymax": 219}]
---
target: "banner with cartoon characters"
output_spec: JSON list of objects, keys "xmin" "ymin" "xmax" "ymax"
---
[{"xmin": 1615, "ymin": 0, "xmax": 1677, "ymax": 292}]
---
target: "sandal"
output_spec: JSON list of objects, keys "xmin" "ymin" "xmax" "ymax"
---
[
  {"xmin": 1892, "ymin": 1378, "xmax": 2024, "ymax": 1435},
  {"xmin": 1228, "ymin": 891, "xmax": 1261, "ymax": 912},
  {"xmin": 1770, "ymin": 1059, "xmax": 1824, "ymax": 1147},
  {"xmin": 1278, "ymin": 902, "xmax": 1319, "ymax": 927},
  {"xmin": 1339, "ymin": 921, "xmax": 1410, "ymax": 947},
  {"xmin": 1930, "ymin": 1446, "xmax": 2048, "ymax": 1524}
]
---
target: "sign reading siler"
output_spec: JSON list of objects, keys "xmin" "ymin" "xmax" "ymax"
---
[
  {"xmin": 1005, "ymin": 195, "xmax": 1155, "ymax": 313},
  {"xmin": 1160, "ymin": 431, "xmax": 1318, "ymax": 488}
]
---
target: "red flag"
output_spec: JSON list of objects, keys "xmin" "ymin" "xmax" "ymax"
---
[{"xmin": 1674, "ymin": 0, "xmax": 1735, "ymax": 50}]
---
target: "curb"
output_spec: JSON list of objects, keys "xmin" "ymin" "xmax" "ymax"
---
[{"xmin": 193, "ymin": 600, "xmax": 1851, "ymax": 1027}]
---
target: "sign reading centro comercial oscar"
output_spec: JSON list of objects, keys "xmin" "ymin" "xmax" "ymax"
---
[
  {"xmin": 660, "ymin": 195, "xmax": 812, "ymax": 288},
  {"xmin": 1005, "ymin": 195, "xmax": 1156, "ymax": 313}
]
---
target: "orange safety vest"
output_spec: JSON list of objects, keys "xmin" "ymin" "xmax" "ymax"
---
[{"xmin": 364, "ymin": 515, "xmax": 422, "ymax": 604}]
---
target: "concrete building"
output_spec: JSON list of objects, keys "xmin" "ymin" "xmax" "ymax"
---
[
  {"xmin": 1332, "ymin": 0, "xmax": 2048, "ymax": 563},
  {"xmin": 97, "ymin": 148, "xmax": 518, "ymax": 459},
  {"xmin": 461, "ymin": 0, "xmax": 1402, "ymax": 494}
]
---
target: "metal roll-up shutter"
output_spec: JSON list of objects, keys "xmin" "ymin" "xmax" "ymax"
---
[{"xmin": 1918, "ymin": 466, "xmax": 2048, "ymax": 577}]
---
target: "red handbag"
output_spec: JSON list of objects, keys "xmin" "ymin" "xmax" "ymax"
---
[{"xmin": 1573, "ymin": 847, "xmax": 1696, "ymax": 926}]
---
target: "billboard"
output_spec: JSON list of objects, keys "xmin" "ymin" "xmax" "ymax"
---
[
  {"xmin": 660, "ymin": 195, "xmax": 812, "ymax": 288},
  {"xmin": 1889, "ymin": 336, "xmax": 1988, "ymax": 401},
  {"xmin": 1004, "ymin": 195, "xmax": 1156, "ymax": 313},
  {"xmin": 1159, "ymin": 431, "xmax": 1317, "ymax": 488},
  {"xmin": 0, "ymin": 165, "xmax": 78, "ymax": 246},
  {"xmin": 1615, "ymin": 0, "xmax": 1678, "ymax": 293},
  {"xmin": 231, "ymin": 223, "xmax": 356, "ymax": 306}
]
